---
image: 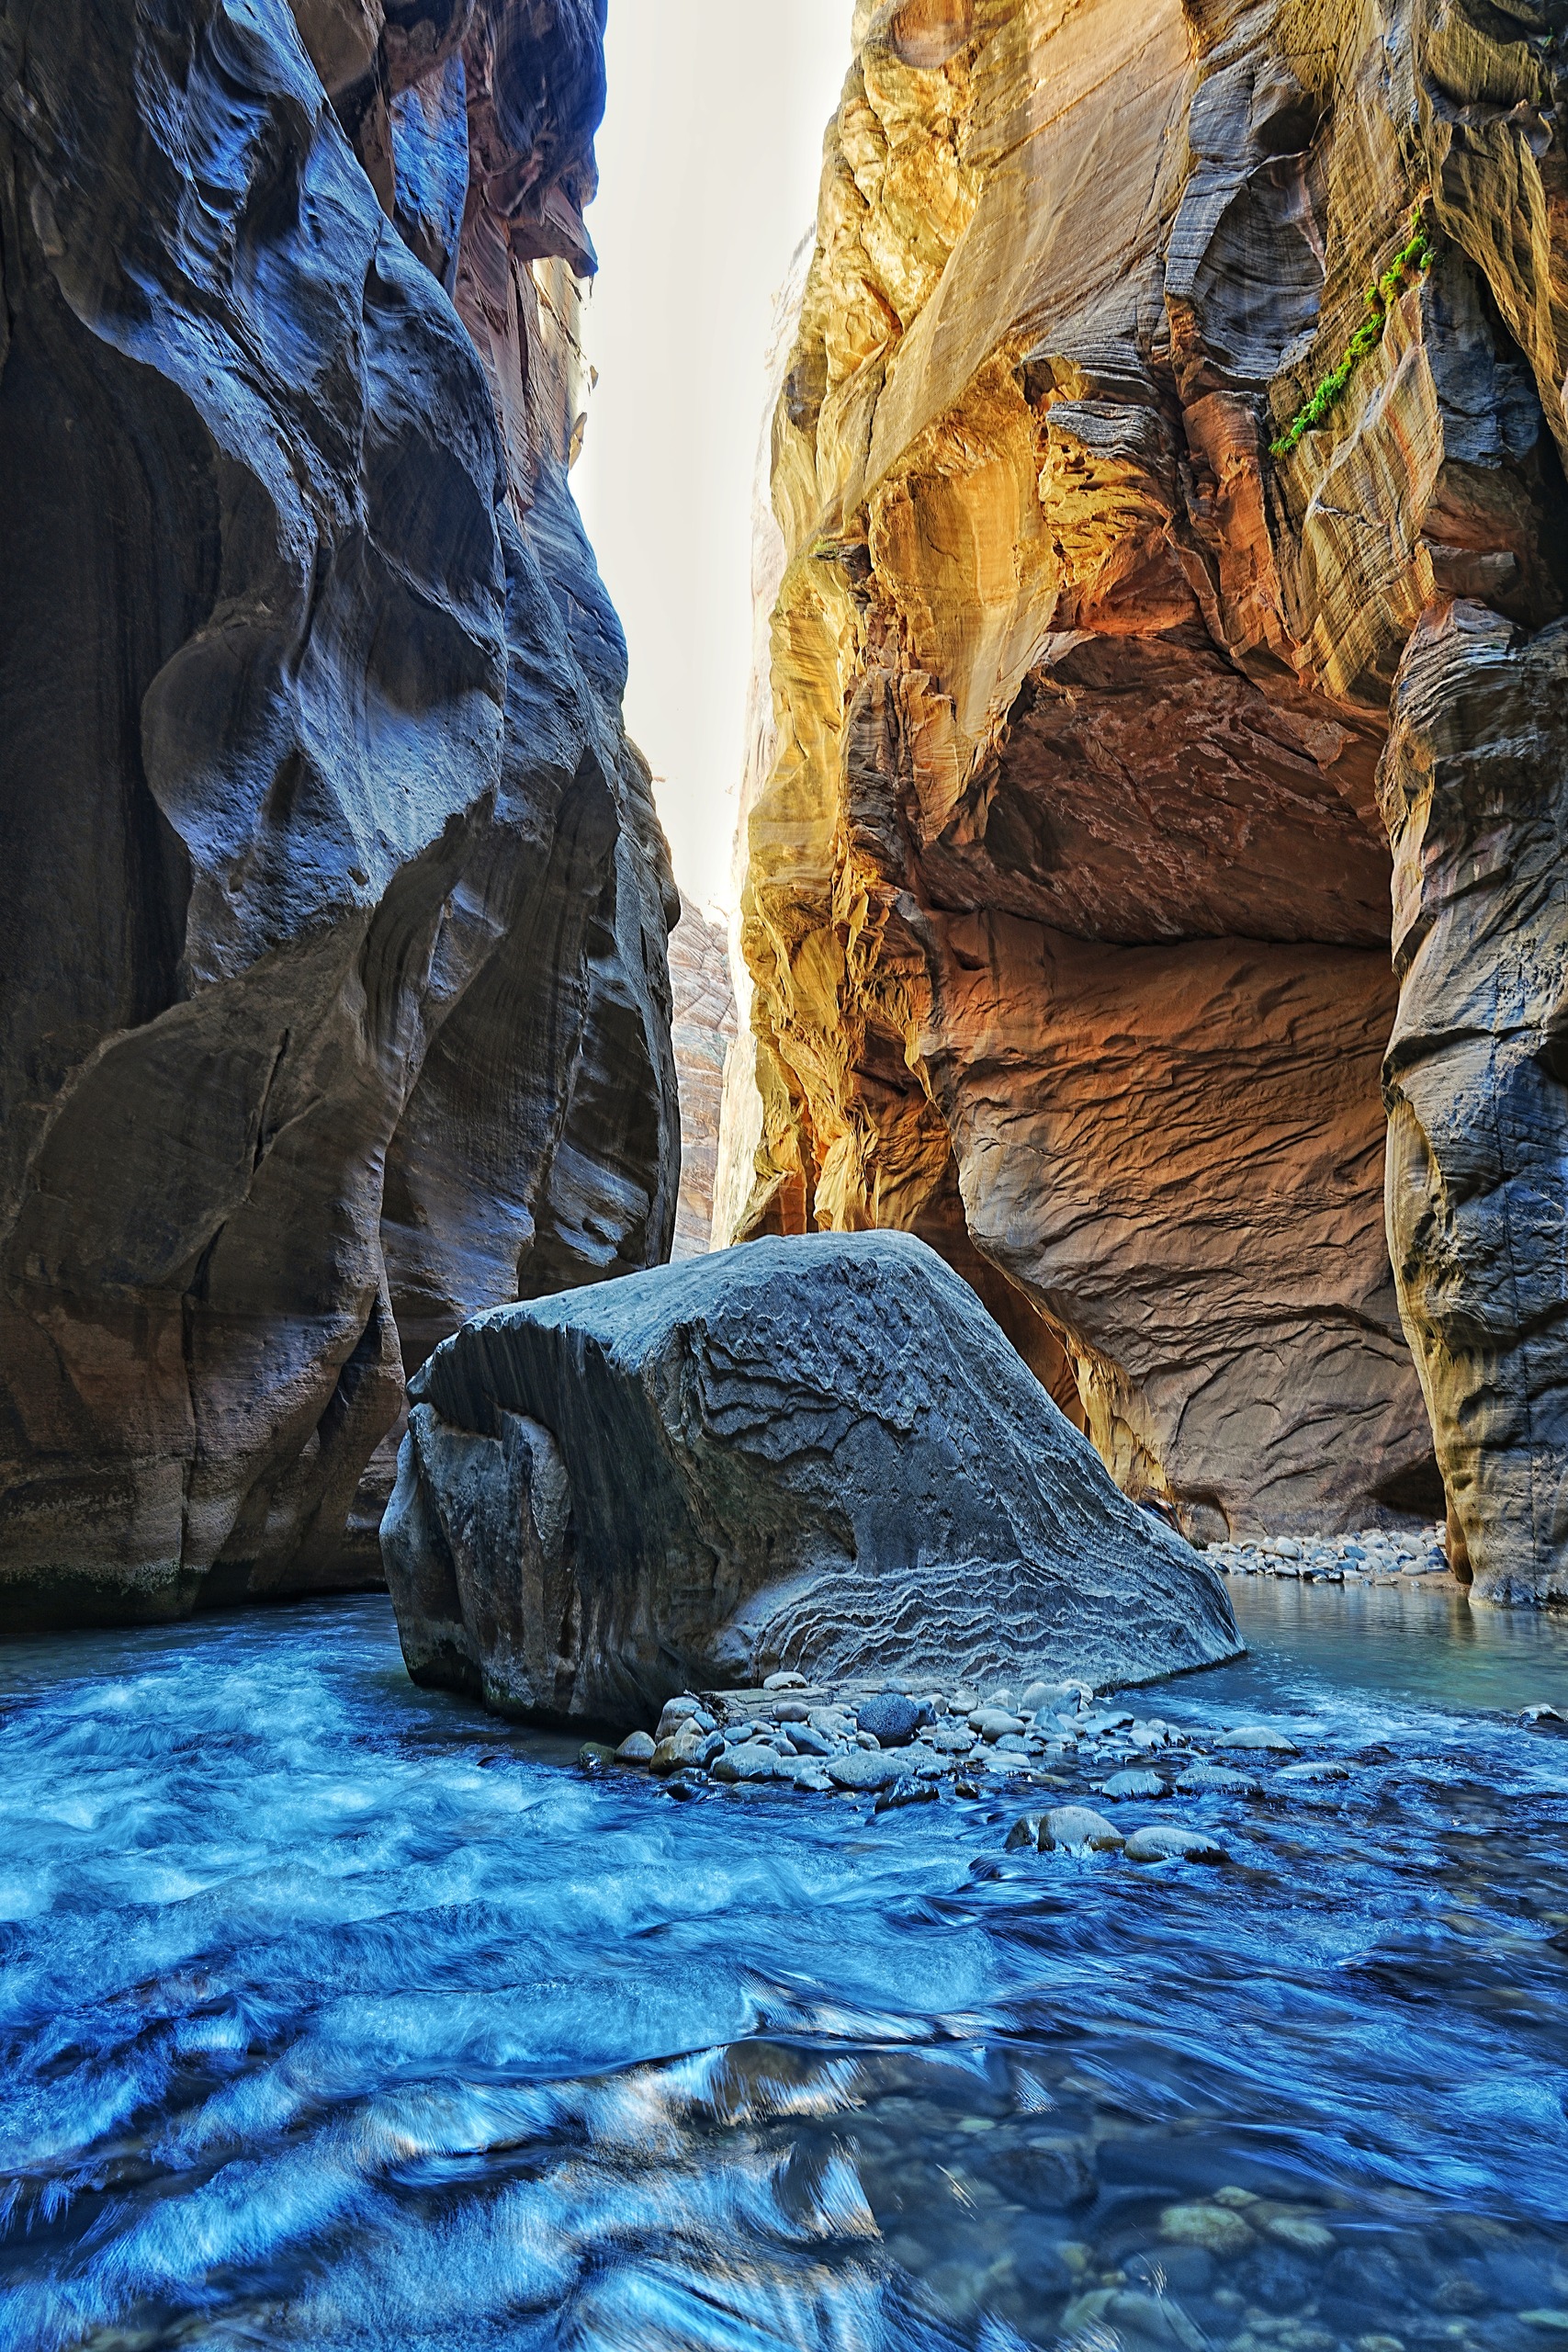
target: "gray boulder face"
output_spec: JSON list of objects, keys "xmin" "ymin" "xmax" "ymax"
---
[
  {"xmin": 383, "ymin": 1231, "xmax": 1242, "ymax": 1724},
  {"xmin": 0, "ymin": 0, "xmax": 677, "ymax": 1633}
]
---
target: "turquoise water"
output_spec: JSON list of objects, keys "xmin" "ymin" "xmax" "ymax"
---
[{"xmin": 1, "ymin": 1587, "xmax": 1565, "ymax": 2351}]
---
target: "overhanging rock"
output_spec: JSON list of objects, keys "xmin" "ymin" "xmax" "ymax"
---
[{"xmin": 383, "ymin": 1231, "xmax": 1241, "ymax": 1722}]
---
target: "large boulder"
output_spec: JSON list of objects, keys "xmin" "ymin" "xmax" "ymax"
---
[{"xmin": 382, "ymin": 1231, "xmax": 1241, "ymax": 1722}]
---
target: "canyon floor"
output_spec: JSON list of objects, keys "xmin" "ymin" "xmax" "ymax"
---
[{"xmin": 1, "ymin": 1582, "xmax": 1564, "ymax": 2352}]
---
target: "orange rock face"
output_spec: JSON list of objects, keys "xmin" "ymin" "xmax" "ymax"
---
[{"xmin": 728, "ymin": 0, "xmax": 1568, "ymax": 1577}]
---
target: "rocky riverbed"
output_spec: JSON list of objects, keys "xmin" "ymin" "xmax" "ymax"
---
[
  {"xmin": 1204, "ymin": 1524, "xmax": 1455, "ymax": 1586},
  {"xmin": 2, "ymin": 1583, "xmax": 1566, "ymax": 2351},
  {"xmin": 581, "ymin": 1629, "xmax": 1565, "ymax": 1857}
]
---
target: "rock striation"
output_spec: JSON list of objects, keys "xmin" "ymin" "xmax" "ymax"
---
[
  {"xmin": 0, "ymin": 0, "xmax": 678, "ymax": 1631},
  {"xmin": 728, "ymin": 0, "xmax": 1568, "ymax": 1594},
  {"xmin": 382, "ymin": 1230, "xmax": 1241, "ymax": 1724},
  {"xmin": 668, "ymin": 898, "xmax": 737, "ymax": 1260}
]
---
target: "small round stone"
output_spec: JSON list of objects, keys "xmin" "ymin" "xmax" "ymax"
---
[
  {"xmin": 1101, "ymin": 1767, "xmax": 1168, "ymax": 1801},
  {"xmin": 1160, "ymin": 2202, "xmax": 1255, "ymax": 2256},
  {"xmin": 615, "ymin": 1730, "xmax": 657, "ymax": 1764},
  {"xmin": 857, "ymin": 1692, "xmax": 924, "ymax": 1746}
]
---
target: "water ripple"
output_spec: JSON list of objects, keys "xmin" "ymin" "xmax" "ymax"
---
[{"xmin": 0, "ymin": 1589, "xmax": 1565, "ymax": 2350}]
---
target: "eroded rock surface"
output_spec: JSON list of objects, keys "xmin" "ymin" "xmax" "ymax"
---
[
  {"xmin": 382, "ymin": 1230, "xmax": 1241, "ymax": 1724},
  {"xmin": 728, "ymin": 0, "xmax": 1568, "ymax": 1580},
  {"xmin": 669, "ymin": 898, "xmax": 737, "ymax": 1260},
  {"xmin": 0, "ymin": 0, "xmax": 676, "ymax": 1630},
  {"xmin": 1381, "ymin": 605, "xmax": 1568, "ymax": 1603}
]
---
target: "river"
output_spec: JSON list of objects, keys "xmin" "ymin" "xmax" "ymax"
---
[{"xmin": 2, "ymin": 1580, "xmax": 1565, "ymax": 2351}]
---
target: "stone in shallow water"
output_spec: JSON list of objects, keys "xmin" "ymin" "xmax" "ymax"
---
[
  {"xmin": 1125, "ymin": 1824, "xmax": 1228, "ymax": 1864},
  {"xmin": 1218, "ymin": 1725, "xmax": 1299, "ymax": 1753},
  {"xmin": 615, "ymin": 1731, "xmax": 656, "ymax": 1763},
  {"xmin": 1041, "ymin": 1805, "xmax": 1123, "ymax": 1854},
  {"xmin": 1175, "ymin": 1764, "xmax": 1263, "ymax": 1796},
  {"xmin": 1160, "ymin": 2202, "xmax": 1257, "ymax": 2257},
  {"xmin": 874, "ymin": 1776, "xmax": 939, "ymax": 1812},
  {"xmin": 1102, "ymin": 1768, "xmax": 1168, "ymax": 1801},
  {"xmin": 384, "ymin": 1231, "xmax": 1239, "ymax": 1722},
  {"xmin": 1266, "ymin": 2214, "xmax": 1337, "ymax": 2256}
]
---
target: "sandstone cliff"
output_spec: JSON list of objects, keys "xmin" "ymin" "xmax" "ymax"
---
[
  {"xmin": 0, "ymin": 0, "xmax": 679, "ymax": 1630},
  {"xmin": 729, "ymin": 0, "xmax": 1568, "ymax": 1597},
  {"xmin": 669, "ymin": 898, "xmax": 737, "ymax": 1260}
]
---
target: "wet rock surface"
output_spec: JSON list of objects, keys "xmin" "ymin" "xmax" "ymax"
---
[
  {"xmin": 384, "ymin": 1230, "xmax": 1239, "ymax": 1720},
  {"xmin": 0, "ymin": 0, "xmax": 677, "ymax": 1631}
]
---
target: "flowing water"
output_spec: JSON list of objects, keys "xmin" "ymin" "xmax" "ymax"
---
[{"xmin": 2, "ymin": 1581, "xmax": 1566, "ymax": 2352}]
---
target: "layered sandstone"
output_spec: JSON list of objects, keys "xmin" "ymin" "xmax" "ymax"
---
[
  {"xmin": 728, "ymin": 0, "xmax": 1568, "ymax": 1591},
  {"xmin": 384, "ymin": 1231, "xmax": 1241, "ymax": 1721},
  {"xmin": 0, "ymin": 0, "xmax": 678, "ymax": 1630},
  {"xmin": 668, "ymin": 899, "xmax": 737, "ymax": 1260}
]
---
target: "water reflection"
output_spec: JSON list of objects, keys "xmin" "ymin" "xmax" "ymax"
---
[{"xmin": 1, "ymin": 1592, "xmax": 1565, "ymax": 2350}]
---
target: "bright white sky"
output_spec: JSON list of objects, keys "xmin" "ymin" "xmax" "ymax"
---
[{"xmin": 573, "ymin": 3, "xmax": 852, "ymax": 914}]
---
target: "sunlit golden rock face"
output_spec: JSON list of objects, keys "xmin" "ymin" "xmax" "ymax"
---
[{"xmin": 730, "ymin": 0, "xmax": 1568, "ymax": 1582}]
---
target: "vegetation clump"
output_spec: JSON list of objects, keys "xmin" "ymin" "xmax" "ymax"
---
[{"xmin": 1269, "ymin": 206, "xmax": 1436, "ymax": 459}]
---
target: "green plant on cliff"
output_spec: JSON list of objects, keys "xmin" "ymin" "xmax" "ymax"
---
[{"xmin": 1269, "ymin": 206, "xmax": 1436, "ymax": 460}]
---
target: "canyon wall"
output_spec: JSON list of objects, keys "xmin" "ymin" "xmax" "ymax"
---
[
  {"xmin": 0, "ymin": 0, "xmax": 680, "ymax": 1630},
  {"xmin": 669, "ymin": 899, "xmax": 737, "ymax": 1260},
  {"xmin": 729, "ymin": 0, "xmax": 1568, "ymax": 1595}
]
